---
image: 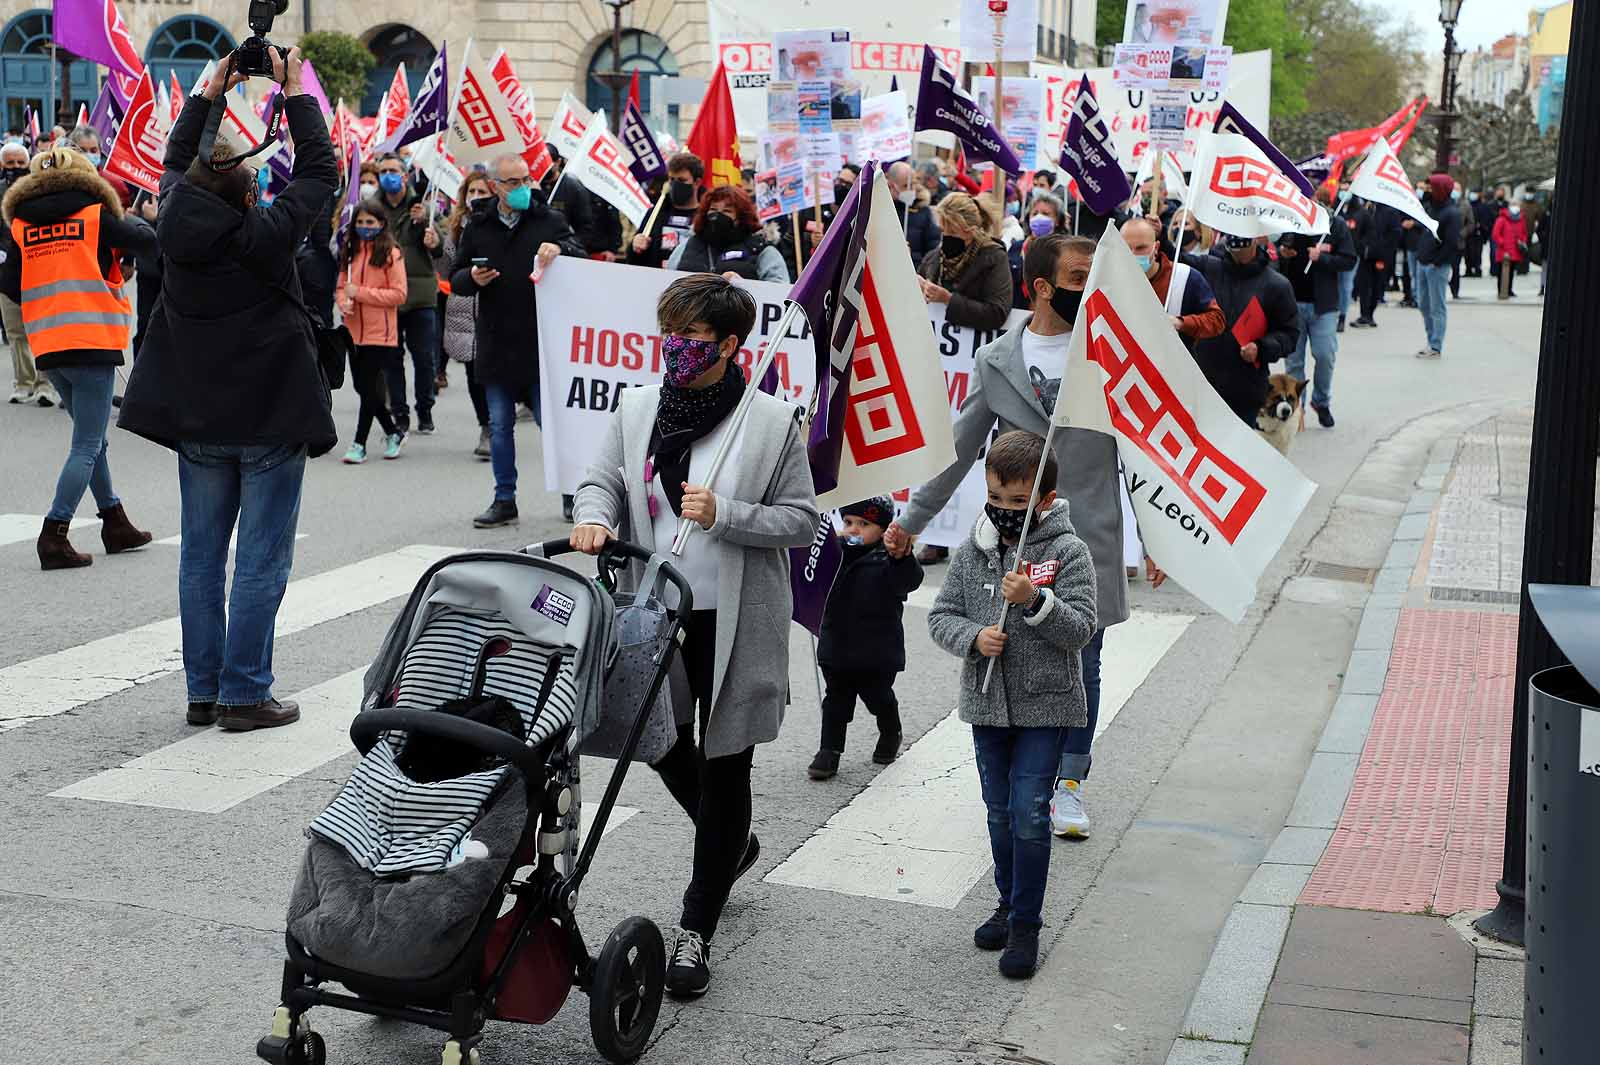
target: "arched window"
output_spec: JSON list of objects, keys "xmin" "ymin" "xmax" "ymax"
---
[
  {"xmin": 144, "ymin": 16, "xmax": 236, "ymax": 96},
  {"xmin": 363, "ymin": 24, "xmax": 437, "ymax": 118},
  {"xmin": 585, "ymin": 30, "xmax": 679, "ymax": 124},
  {"xmin": 0, "ymin": 10, "xmax": 97, "ymax": 132}
]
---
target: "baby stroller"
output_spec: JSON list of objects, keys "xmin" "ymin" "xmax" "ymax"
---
[{"xmin": 254, "ymin": 540, "xmax": 691, "ymax": 1065}]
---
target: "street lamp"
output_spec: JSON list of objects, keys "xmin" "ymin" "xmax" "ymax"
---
[
  {"xmin": 595, "ymin": 0, "xmax": 637, "ymax": 136},
  {"xmin": 1435, "ymin": 0, "xmax": 1464, "ymax": 171}
]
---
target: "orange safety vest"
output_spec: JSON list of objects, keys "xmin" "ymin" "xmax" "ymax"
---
[{"xmin": 10, "ymin": 203, "xmax": 132, "ymax": 358}]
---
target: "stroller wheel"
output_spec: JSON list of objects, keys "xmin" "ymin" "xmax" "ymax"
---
[
  {"xmin": 290, "ymin": 1031, "xmax": 326, "ymax": 1065},
  {"xmin": 589, "ymin": 916, "xmax": 666, "ymax": 1063}
]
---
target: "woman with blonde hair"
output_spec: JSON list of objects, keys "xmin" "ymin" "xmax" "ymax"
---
[{"xmin": 917, "ymin": 191, "xmax": 1013, "ymax": 331}]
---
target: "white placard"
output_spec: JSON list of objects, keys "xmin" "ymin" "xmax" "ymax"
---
[
  {"xmin": 961, "ymin": 0, "xmax": 1041, "ymax": 63},
  {"xmin": 1580, "ymin": 708, "xmax": 1600, "ymax": 778}
]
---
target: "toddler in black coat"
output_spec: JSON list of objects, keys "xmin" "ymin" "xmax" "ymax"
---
[{"xmin": 808, "ymin": 496, "xmax": 924, "ymax": 780}]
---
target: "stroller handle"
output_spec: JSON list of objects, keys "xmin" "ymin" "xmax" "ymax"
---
[
  {"xmin": 529, "ymin": 538, "xmax": 695, "ymax": 613},
  {"xmin": 349, "ymin": 710, "xmax": 548, "ymax": 778}
]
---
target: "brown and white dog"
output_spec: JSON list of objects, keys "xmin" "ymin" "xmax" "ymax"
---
[{"xmin": 1256, "ymin": 374, "xmax": 1305, "ymax": 456}]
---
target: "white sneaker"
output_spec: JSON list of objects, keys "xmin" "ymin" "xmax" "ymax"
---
[
  {"xmin": 1051, "ymin": 779, "xmax": 1091, "ymax": 839},
  {"xmin": 8, "ymin": 386, "xmax": 30, "ymax": 404},
  {"xmin": 34, "ymin": 383, "xmax": 58, "ymax": 408}
]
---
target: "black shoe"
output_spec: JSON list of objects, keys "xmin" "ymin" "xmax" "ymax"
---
[
  {"xmin": 415, "ymin": 418, "xmax": 435, "ymax": 435},
  {"xmin": 473, "ymin": 499, "xmax": 519, "ymax": 528},
  {"xmin": 186, "ymin": 701, "xmax": 218, "ymax": 726},
  {"xmin": 394, "ymin": 414, "xmax": 411, "ymax": 434},
  {"xmin": 216, "ymin": 697, "xmax": 300, "ymax": 731},
  {"xmin": 872, "ymin": 730, "xmax": 902, "ymax": 765},
  {"xmin": 1336, "ymin": 314, "xmax": 1346, "ymax": 333},
  {"xmin": 562, "ymin": 494, "xmax": 575, "ymax": 523},
  {"xmin": 974, "ymin": 904, "xmax": 1010, "ymax": 951},
  {"xmin": 999, "ymin": 924, "xmax": 1040, "ymax": 978},
  {"xmin": 734, "ymin": 834, "xmax": 760, "ymax": 881},
  {"xmin": 1313, "ymin": 404, "xmax": 1335, "ymax": 429},
  {"xmin": 666, "ymin": 928, "xmax": 711, "ymax": 998},
  {"xmin": 111, "ymin": 393, "xmax": 123, "ymax": 409},
  {"xmin": 808, "ymin": 750, "xmax": 840, "ymax": 780}
]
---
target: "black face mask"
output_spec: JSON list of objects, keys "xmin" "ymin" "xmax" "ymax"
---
[
  {"xmin": 1, "ymin": 166, "xmax": 25, "ymax": 182},
  {"xmin": 1046, "ymin": 283, "xmax": 1083, "ymax": 325},
  {"xmin": 985, "ymin": 502, "xmax": 1030, "ymax": 540},
  {"xmin": 670, "ymin": 179, "xmax": 696, "ymax": 207},
  {"xmin": 701, "ymin": 212, "xmax": 742, "ymax": 248},
  {"xmin": 833, "ymin": 182, "xmax": 852, "ymax": 204},
  {"xmin": 941, "ymin": 234, "xmax": 967, "ymax": 259}
]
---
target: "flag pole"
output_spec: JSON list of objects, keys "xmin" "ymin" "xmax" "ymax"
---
[
  {"xmin": 980, "ymin": 415, "xmax": 1061, "ymax": 694},
  {"xmin": 792, "ymin": 212, "xmax": 805, "ymax": 274},
  {"xmin": 992, "ymin": 5, "xmax": 1008, "ymax": 227},
  {"xmin": 639, "ymin": 183, "xmax": 670, "ymax": 244},
  {"xmin": 812, "ymin": 171, "xmax": 823, "ymax": 245},
  {"xmin": 670, "ymin": 299, "xmax": 808, "ymax": 555}
]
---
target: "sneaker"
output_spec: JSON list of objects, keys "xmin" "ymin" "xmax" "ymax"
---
[
  {"xmin": 516, "ymin": 403, "xmax": 536, "ymax": 423},
  {"xmin": 807, "ymin": 750, "xmax": 840, "ymax": 780},
  {"xmin": 666, "ymin": 928, "xmax": 710, "ymax": 998},
  {"xmin": 394, "ymin": 413, "xmax": 411, "ymax": 434},
  {"xmin": 434, "ymin": 372, "xmax": 449, "ymax": 391},
  {"xmin": 216, "ymin": 698, "xmax": 301, "ymax": 732},
  {"xmin": 1313, "ymin": 404, "xmax": 1335, "ymax": 429},
  {"xmin": 473, "ymin": 499, "xmax": 519, "ymax": 528},
  {"xmin": 1051, "ymin": 779, "xmax": 1091, "ymax": 839},
  {"xmin": 415, "ymin": 418, "xmax": 435, "ymax": 435},
  {"xmin": 186, "ymin": 701, "xmax": 218, "ymax": 726},
  {"xmin": 998, "ymin": 925, "xmax": 1040, "ymax": 979},
  {"xmin": 8, "ymin": 386, "xmax": 29, "ymax": 404},
  {"xmin": 342, "ymin": 443, "xmax": 367, "ymax": 464},
  {"xmin": 872, "ymin": 730, "xmax": 902, "ymax": 765},
  {"xmin": 383, "ymin": 432, "xmax": 406, "ymax": 460},
  {"xmin": 974, "ymin": 904, "xmax": 1010, "ymax": 951},
  {"xmin": 1415, "ymin": 349, "xmax": 1442, "ymax": 360},
  {"xmin": 34, "ymin": 384, "xmax": 57, "ymax": 407},
  {"xmin": 473, "ymin": 427, "xmax": 491, "ymax": 459},
  {"xmin": 1335, "ymin": 314, "xmax": 1346, "ymax": 333},
  {"xmin": 734, "ymin": 834, "xmax": 760, "ymax": 881}
]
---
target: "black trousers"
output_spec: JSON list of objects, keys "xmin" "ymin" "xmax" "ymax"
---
[
  {"xmin": 350, "ymin": 345, "xmax": 399, "ymax": 446},
  {"xmin": 1465, "ymin": 235, "xmax": 1484, "ymax": 275},
  {"xmin": 650, "ymin": 610, "xmax": 754, "ymax": 941},
  {"xmin": 818, "ymin": 666, "xmax": 901, "ymax": 752},
  {"xmin": 1356, "ymin": 260, "xmax": 1385, "ymax": 321}
]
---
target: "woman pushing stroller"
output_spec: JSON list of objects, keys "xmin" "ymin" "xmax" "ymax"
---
[{"xmin": 569, "ymin": 273, "xmax": 818, "ymax": 998}]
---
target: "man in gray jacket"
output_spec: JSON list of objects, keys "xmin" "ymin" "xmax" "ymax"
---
[{"xmin": 888, "ymin": 233, "xmax": 1144, "ymax": 839}]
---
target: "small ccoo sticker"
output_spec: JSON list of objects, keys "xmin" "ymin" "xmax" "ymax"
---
[{"xmin": 532, "ymin": 584, "xmax": 576, "ymax": 626}]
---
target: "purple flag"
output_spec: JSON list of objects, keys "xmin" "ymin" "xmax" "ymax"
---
[
  {"xmin": 300, "ymin": 59, "xmax": 333, "ymax": 118},
  {"xmin": 378, "ymin": 44, "xmax": 449, "ymax": 154},
  {"xmin": 1214, "ymin": 102, "xmax": 1317, "ymax": 197},
  {"xmin": 791, "ymin": 514, "xmax": 844, "ymax": 637},
  {"xmin": 1294, "ymin": 152, "xmax": 1333, "ymax": 185},
  {"xmin": 330, "ymin": 145, "xmax": 362, "ymax": 256},
  {"xmin": 53, "ymin": 0, "xmax": 144, "ymax": 80},
  {"xmin": 912, "ymin": 46, "xmax": 1021, "ymax": 174},
  {"xmin": 1060, "ymin": 76, "xmax": 1132, "ymax": 216},
  {"xmin": 87, "ymin": 78, "xmax": 123, "ymax": 146},
  {"xmin": 620, "ymin": 100, "xmax": 667, "ymax": 183}
]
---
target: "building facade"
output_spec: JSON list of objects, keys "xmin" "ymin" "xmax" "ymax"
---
[
  {"xmin": 1524, "ymin": 0, "xmax": 1570, "ymax": 134},
  {"xmin": 1458, "ymin": 33, "xmax": 1528, "ymax": 109}
]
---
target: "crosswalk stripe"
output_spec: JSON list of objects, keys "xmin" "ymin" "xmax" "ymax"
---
[
  {"xmin": 0, "ymin": 513, "xmax": 99, "ymax": 548},
  {"xmin": 764, "ymin": 608, "xmax": 1195, "ymax": 907},
  {"xmin": 0, "ymin": 544, "xmax": 457, "ymax": 733},
  {"xmin": 153, "ymin": 532, "xmax": 309, "ymax": 548}
]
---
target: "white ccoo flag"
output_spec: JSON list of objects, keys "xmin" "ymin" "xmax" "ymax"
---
[
  {"xmin": 565, "ymin": 112, "xmax": 653, "ymax": 227},
  {"xmin": 445, "ymin": 40, "xmax": 525, "ymax": 169},
  {"xmin": 1189, "ymin": 131, "xmax": 1330, "ymax": 238},
  {"xmin": 1055, "ymin": 226, "xmax": 1317, "ymax": 622},
  {"xmin": 549, "ymin": 91, "xmax": 593, "ymax": 158},
  {"xmin": 1348, "ymin": 135, "xmax": 1438, "ymax": 237}
]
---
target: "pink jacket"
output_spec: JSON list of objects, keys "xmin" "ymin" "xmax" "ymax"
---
[
  {"xmin": 336, "ymin": 246, "xmax": 408, "ymax": 346},
  {"xmin": 1491, "ymin": 211, "xmax": 1529, "ymax": 263}
]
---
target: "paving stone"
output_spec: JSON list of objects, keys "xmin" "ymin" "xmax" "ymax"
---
[
  {"xmin": 1316, "ymin": 693, "xmax": 1379, "ymax": 755},
  {"xmin": 1335, "ymin": 494, "xmax": 1408, "ymax": 516},
  {"xmin": 1181, "ymin": 903, "xmax": 1294, "ymax": 1043},
  {"xmin": 1425, "ymin": 460, "xmax": 1453, "ymax": 477},
  {"xmin": 1286, "ymin": 752, "xmax": 1360, "ymax": 829},
  {"xmin": 1267, "ymin": 982, "xmax": 1470, "ymax": 1024},
  {"xmin": 1405, "ymin": 490, "xmax": 1441, "ymax": 515},
  {"xmin": 1353, "ymin": 607, "xmax": 1400, "ymax": 652},
  {"xmin": 1248, "ymin": 1004, "xmax": 1469, "ymax": 1065},
  {"xmin": 1472, "ymin": 957, "xmax": 1524, "ymax": 1020},
  {"xmin": 1262, "ymin": 826, "xmax": 1333, "ymax": 867},
  {"xmin": 1239, "ymin": 863, "xmax": 1314, "ymax": 906},
  {"xmin": 1165, "ymin": 1038, "xmax": 1247, "ymax": 1065},
  {"xmin": 1393, "ymin": 513, "xmax": 1431, "ymax": 542},
  {"xmin": 1374, "ymin": 567, "xmax": 1413, "ymax": 595},
  {"xmin": 1384, "ymin": 538, "xmax": 1424, "ymax": 572},
  {"xmin": 1273, "ymin": 908, "xmax": 1476, "ymax": 1004},
  {"xmin": 1469, "ymin": 1016, "xmax": 1522, "ymax": 1065},
  {"xmin": 1341, "ymin": 649, "xmax": 1391, "ymax": 696}
]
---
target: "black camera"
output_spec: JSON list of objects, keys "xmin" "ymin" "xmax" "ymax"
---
[{"xmin": 235, "ymin": 0, "xmax": 290, "ymax": 77}]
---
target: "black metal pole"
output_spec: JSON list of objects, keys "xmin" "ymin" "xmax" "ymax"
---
[
  {"xmin": 609, "ymin": 3, "xmax": 623, "ymax": 134},
  {"xmin": 1434, "ymin": 22, "xmax": 1456, "ymax": 172},
  {"xmin": 1472, "ymin": 0, "xmax": 1600, "ymax": 946},
  {"xmin": 302, "ymin": 0, "xmax": 312, "ymax": 34}
]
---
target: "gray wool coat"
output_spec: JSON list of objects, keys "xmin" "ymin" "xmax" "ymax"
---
[
  {"xmin": 572, "ymin": 384, "xmax": 820, "ymax": 759},
  {"xmin": 898, "ymin": 316, "xmax": 1130, "ymax": 629},
  {"xmin": 927, "ymin": 500, "xmax": 1098, "ymax": 729}
]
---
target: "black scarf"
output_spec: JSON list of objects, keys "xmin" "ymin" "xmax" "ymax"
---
[{"xmin": 650, "ymin": 364, "xmax": 747, "ymax": 517}]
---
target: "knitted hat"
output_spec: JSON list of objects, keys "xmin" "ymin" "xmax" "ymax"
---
[{"xmin": 839, "ymin": 496, "xmax": 895, "ymax": 531}]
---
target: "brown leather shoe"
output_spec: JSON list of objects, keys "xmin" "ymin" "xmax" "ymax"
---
[
  {"xmin": 37, "ymin": 518, "xmax": 92, "ymax": 571},
  {"xmin": 217, "ymin": 698, "xmax": 300, "ymax": 732},
  {"xmin": 97, "ymin": 503, "xmax": 153, "ymax": 554}
]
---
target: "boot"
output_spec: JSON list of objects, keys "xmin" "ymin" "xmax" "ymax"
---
[
  {"xmin": 98, "ymin": 504, "xmax": 153, "ymax": 554},
  {"xmin": 37, "ymin": 518, "xmax": 93, "ymax": 571}
]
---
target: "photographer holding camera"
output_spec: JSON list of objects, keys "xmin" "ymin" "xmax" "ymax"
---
[{"xmin": 119, "ymin": 34, "xmax": 339, "ymax": 733}]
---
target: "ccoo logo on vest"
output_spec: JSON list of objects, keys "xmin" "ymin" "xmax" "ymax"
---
[{"xmin": 20, "ymin": 219, "xmax": 86, "ymax": 249}]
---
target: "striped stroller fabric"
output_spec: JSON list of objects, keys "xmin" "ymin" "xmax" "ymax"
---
[{"xmin": 310, "ymin": 608, "xmax": 577, "ymax": 876}]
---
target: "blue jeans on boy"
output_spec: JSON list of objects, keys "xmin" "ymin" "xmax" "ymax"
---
[
  {"xmin": 1288, "ymin": 302, "xmax": 1339, "ymax": 409},
  {"xmin": 974, "ymin": 725, "xmax": 1064, "ymax": 929},
  {"xmin": 1057, "ymin": 629, "xmax": 1105, "ymax": 782},
  {"xmin": 1415, "ymin": 261, "xmax": 1449, "ymax": 353},
  {"xmin": 44, "ymin": 366, "xmax": 120, "ymax": 522},
  {"xmin": 384, "ymin": 306, "xmax": 438, "ymax": 422},
  {"xmin": 176, "ymin": 443, "xmax": 306, "ymax": 706},
  {"xmin": 485, "ymin": 379, "xmax": 539, "ymax": 502}
]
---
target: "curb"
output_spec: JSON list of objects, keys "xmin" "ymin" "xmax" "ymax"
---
[{"xmin": 1162, "ymin": 441, "xmax": 1462, "ymax": 1065}]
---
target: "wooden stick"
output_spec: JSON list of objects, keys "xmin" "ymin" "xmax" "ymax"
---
[
  {"xmin": 792, "ymin": 211, "xmax": 805, "ymax": 274},
  {"xmin": 980, "ymin": 415, "xmax": 1061, "ymax": 694},
  {"xmin": 639, "ymin": 183, "xmax": 670, "ymax": 245}
]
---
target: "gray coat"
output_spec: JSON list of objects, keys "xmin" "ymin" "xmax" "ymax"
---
[
  {"xmin": 927, "ymin": 501, "xmax": 1098, "ymax": 729},
  {"xmin": 572, "ymin": 384, "xmax": 820, "ymax": 758},
  {"xmin": 898, "ymin": 317, "xmax": 1130, "ymax": 628}
]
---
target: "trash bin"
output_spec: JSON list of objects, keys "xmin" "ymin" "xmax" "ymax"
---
[{"xmin": 1523, "ymin": 585, "xmax": 1600, "ymax": 1063}]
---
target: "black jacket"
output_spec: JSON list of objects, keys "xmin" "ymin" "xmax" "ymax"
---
[
  {"xmin": 119, "ymin": 93, "xmax": 339, "ymax": 456},
  {"xmin": 896, "ymin": 190, "xmax": 941, "ymax": 264},
  {"xmin": 1275, "ymin": 224, "xmax": 1356, "ymax": 315},
  {"xmin": 917, "ymin": 241, "xmax": 1014, "ymax": 331},
  {"xmin": 1417, "ymin": 198, "xmax": 1462, "ymax": 266},
  {"xmin": 381, "ymin": 186, "xmax": 444, "ymax": 311},
  {"xmin": 548, "ymin": 177, "xmax": 616, "ymax": 256},
  {"xmin": 673, "ymin": 229, "xmax": 777, "ymax": 280},
  {"xmin": 128, "ymin": 215, "xmax": 161, "ymax": 356},
  {"xmin": 625, "ymin": 201, "xmax": 697, "ymax": 269},
  {"xmin": 0, "ymin": 162, "xmax": 157, "ymax": 369},
  {"xmin": 297, "ymin": 205, "xmax": 337, "ymax": 329},
  {"xmin": 449, "ymin": 194, "xmax": 586, "ymax": 390},
  {"xmin": 1355, "ymin": 203, "xmax": 1402, "ymax": 264},
  {"xmin": 818, "ymin": 542, "xmax": 924, "ymax": 672},
  {"xmin": 1187, "ymin": 249, "xmax": 1300, "ymax": 420}
]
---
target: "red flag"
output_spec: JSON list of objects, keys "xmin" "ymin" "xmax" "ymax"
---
[
  {"xmin": 102, "ymin": 69, "xmax": 161, "ymax": 194},
  {"xmin": 684, "ymin": 60, "xmax": 740, "ymax": 188},
  {"xmin": 1324, "ymin": 97, "xmax": 1425, "ymax": 166},
  {"xmin": 489, "ymin": 50, "xmax": 554, "ymax": 183},
  {"xmin": 376, "ymin": 64, "xmax": 411, "ymax": 142},
  {"xmin": 628, "ymin": 70, "xmax": 641, "ymax": 110},
  {"xmin": 1385, "ymin": 98, "xmax": 1428, "ymax": 154},
  {"xmin": 168, "ymin": 71, "xmax": 183, "ymax": 125}
]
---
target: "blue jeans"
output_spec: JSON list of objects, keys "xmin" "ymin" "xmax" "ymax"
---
[
  {"xmin": 176, "ymin": 443, "xmax": 306, "ymax": 706},
  {"xmin": 44, "ymin": 366, "xmax": 120, "ymax": 522},
  {"xmin": 974, "ymin": 725, "xmax": 1064, "ymax": 929},
  {"xmin": 1057, "ymin": 629, "xmax": 1105, "ymax": 782},
  {"xmin": 1415, "ymin": 261, "xmax": 1449, "ymax": 353},
  {"xmin": 1288, "ymin": 302, "xmax": 1339, "ymax": 409},
  {"xmin": 484, "ymin": 381, "xmax": 536, "ymax": 502},
  {"xmin": 383, "ymin": 306, "xmax": 438, "ymax": 421},
  {"xmin": 1337, "ymin": 267, "xmax": 1356, "ymax": 319}
]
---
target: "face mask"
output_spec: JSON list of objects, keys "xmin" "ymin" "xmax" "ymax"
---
[
  {"xmin": 701, "ymin": 211, "xmax": 741, "ymax": 247},
  {"xmin": 355, "ymin": 225, "xmax": 381, "ymax": 242},
  {"xmin": 506, "ymin": 185, "xmax": 533, "ymax": 212},
  {"xmin": 378, "ymin": 172, "xmax": 404, "ymax": 195},
  {"xmin": 1179, "ymin": 229, "xmax": 1199, "ymax": 247},
  {"xmin": 898, "ymin": 188, "xmax": 916, "ymax": 207},
  {"xmin": 1450, "ymin": 189, "xmax": 1460, "ymax": 201},
  {"xmin": 83, "ymin": 151, "xmax": 102, "ymax": 168},
  {"xmin": 1029, "ymin": 215, "xmax": 1054, "ymax": 238},
  {"xmin": 670, "ymin": 179, "xmax": 696, "ymax": 207},
  {"xmin": 1508, "ymin": 207, "xmax": 1521, "ymax": 219},
  {"xmin": 1005, "ymin": 201, "xmax": 1021, "ymax": 218},
  {"xmin": 941, "ymin": 234, "xmax": 967, "ymax": 259},
  {"xmin": 468, "ymin": 194, "xmax": 491, "ymax": 209},
  {"xmin": 360, "ymin": 182, "xmax": 378, "ymax": 198},
  {"xmin": 834, "ymin": 182, "xmax": 852, "ymax": 204},
  {"xmin": 985, "ymin": 502, "xmax": 1030, "ymax": 540},
  {"xmin": 1134, "ymin": 254, "xmax": 1153, "ymax": 273},
  {"xmin": 2, "ymin": 166, "xmax": 26, "ymax": 181},
  {"xmin": 662, "ymin": 335, "xmax": 724, "ymax": 387},
  {"xmin": 1469, "ymin": 192, "xmax": 1479, "ymax": 202},
  {"xmin": 1337, "ymin": 190, "xmax": 1351, "ymax": 204},
  {"xmin": 1047, "ymin": 283, "xmax": 1083, "ymax": 324}
]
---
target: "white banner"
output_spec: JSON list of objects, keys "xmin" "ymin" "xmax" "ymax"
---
[
  {"xmin": 549, "ymin": 92, "xmax": 592, "ymax": 159},
  {"xmin": 568, "ymin": 113, "xmax": 652, "ymax": 226},
  {"xmin": 1349, "ymin": 135, "xmax": 1438, "ymax": 237},
  {"xmin": 859, "ymin": 90, "xmax": 912, "ymax": 162},
  {"xmin": 1058, "ymin": 228, "xmax": 1315, "ymax": 622},
  {"xmin": 446, "ymin": 41, "xmax": 525, "ymax": 169},
  {"xmin": 1189, "ymin": 131, "xmax": 1329, "ymax": 237}
]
